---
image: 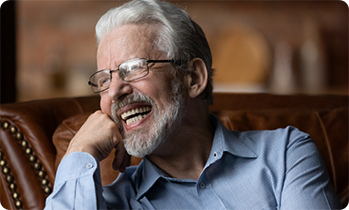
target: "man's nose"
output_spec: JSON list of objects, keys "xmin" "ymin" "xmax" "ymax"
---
[{"xmin": 107, "ymin": 72, "xmax": 132, "ymax": 101}]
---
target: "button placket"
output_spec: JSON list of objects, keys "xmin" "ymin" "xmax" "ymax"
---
[
  {"xmin": 197, "ymin": 178, "xmax": 226, "ymax": 209},
  {"xmin": 199, "ymin": 182, "xmax": 206, "ymax": 189}
]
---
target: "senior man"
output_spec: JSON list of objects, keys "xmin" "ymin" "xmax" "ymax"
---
[{"xmin": 45, "ymin": 0, "xmax": 341, "ymax": 209}]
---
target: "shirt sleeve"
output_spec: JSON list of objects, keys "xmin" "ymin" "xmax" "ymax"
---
[
  {"xmin": 280, "ymin": 128, "xmax": 342, "ymax": 209},
  {"xmin": 44, "ymin": 152, "xmax": 107, "ymax": 210}
]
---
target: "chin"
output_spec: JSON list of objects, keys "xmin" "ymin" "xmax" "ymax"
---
[{"xmin": 122, "ymin": 124, "xmax": 158, "ymax": 156}]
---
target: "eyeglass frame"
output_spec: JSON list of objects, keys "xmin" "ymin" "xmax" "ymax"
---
[{"xmin": 88, "ymin": 58, "xmax": 181, "ymax": 93}]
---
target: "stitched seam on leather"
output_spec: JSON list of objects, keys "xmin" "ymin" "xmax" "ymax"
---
[
  {"xmin": 315, "ymin": 111, "xmax": 337, "ymax": 191},
  {"xmin": 338, "ymin": 185, "xmax": 348, "ymax": 207},
  {"xmin": 62, "ymin": 120, "xmax": 78, "ymax": 135},
  {"xmin": 71, "ymin": 98, "xmax": 84, "ymax": 114}
]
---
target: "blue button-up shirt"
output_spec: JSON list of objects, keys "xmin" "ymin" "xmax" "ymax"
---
[{"xmin": 45, "ymin": 116, "xmax": 341, "ymax": 209}]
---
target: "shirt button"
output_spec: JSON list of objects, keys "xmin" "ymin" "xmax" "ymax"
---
[
  {"xmin": 199, "ymin": 182, "xmax": 206, "ymax": 189},
  {"xmin": 213, "ymin": 152, "xmax": 218, "ymax": 157},
  {"xmin": 86, "ymin": 163, "xmax": 93, "ymax": 169}
]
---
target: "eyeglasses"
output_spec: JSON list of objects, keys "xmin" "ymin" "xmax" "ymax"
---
[{"xmin": 88, "ymin": 58, "xmax": 178, "ymax": 93}]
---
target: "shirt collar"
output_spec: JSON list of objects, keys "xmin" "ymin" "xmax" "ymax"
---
[
  {"xmin": 135, "ymin": 157, "xmax": 162, "ymax": 200},
  {"xmin": 210, "ymin": 115, "xmax": 257, "ymax": 159},
  {"xmin": 135, "ymin": 114, "xmax": 257, "ymax": 200}
]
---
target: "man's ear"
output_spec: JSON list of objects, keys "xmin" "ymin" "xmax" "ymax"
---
[{"xmin": 186, "ymin": 58, "xmax": 208, "ymax": 99}]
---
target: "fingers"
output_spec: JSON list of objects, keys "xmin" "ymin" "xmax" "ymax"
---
[
  {"xmin": 112, "ymin": 144, "xmax": 131, "ymax": 172},
  {"xmin": 66, "ymin": 110, "xmax": 132, "ymax": 172},
  {"xmin": 65, "ymin": 110, "xmax": 123, "ymax": 161}
]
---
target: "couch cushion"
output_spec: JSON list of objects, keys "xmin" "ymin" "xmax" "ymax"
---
[{"xmin": 317, "ymin": 107, "xmax": 349, "ymax": 204}]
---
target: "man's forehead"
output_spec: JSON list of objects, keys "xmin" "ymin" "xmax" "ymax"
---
[
  {"xmin": 97, "ymin": 24, "xmax": 161, "ymax": 68},
  {"xmin": 100, "ymin": 24, "xmax": 158, "ymax": 49}
]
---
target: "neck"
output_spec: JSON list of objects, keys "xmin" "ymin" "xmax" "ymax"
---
[{"xmin": 147, "ymin": 102, "xmax": 215, "ymax": 180}]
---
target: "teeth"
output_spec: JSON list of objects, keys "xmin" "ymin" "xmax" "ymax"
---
[
  {"xmin": 121, "ymin": 106, "xmax": 151, "ymax": 120},
  {"xmin": 121, "ymin": 106, "xmax": 151, "ymax": 125},
  {"xmin": 126, "ymin": 114, "xmax": 148, "ymax": 125}
]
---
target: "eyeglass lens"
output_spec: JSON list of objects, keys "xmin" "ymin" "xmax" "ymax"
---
[{"xmin": 90, "ymin": 58, "xmax": 149, "ymax": 93}]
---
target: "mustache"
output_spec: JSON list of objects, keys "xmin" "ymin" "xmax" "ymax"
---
[
  {"xmin": 111, "ymin": 92, "xmax": 157, "ymax": 126},
  {"xmin": 112, "ymin": 92, "xmax": 155, "ymax": 112}
]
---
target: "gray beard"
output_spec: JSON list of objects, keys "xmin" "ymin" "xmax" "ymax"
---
[{"xmin": 111, "ymin": 79, "xmax": 184, "ymax": 158}]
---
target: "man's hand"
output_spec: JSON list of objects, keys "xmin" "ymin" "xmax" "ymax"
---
[{"xmin": 64, "ymin": 110, "xmax": 130, "ymax": 172}]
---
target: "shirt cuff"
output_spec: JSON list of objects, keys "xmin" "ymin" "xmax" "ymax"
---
[{"xmin": 55, "ymin": 152, "xmax": 100, "ymax": 186}]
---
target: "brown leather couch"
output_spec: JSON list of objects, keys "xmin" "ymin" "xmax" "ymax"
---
[{"xmin": 0, "ymin": 93, "xmax": 348, "ymax": 209}]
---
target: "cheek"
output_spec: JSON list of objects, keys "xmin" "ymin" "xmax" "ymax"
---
[
  {"xmin": 100, "ymin": 94, "xmax": 112, "ymax": 115},
  {"xmin": 140, "ymin": 79, "xmax": 171, "ymax": 101}
]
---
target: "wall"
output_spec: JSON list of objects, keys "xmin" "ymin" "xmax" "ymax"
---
[{"xmin": 16, "ymin": 1, "xmax": 348, "ymax": 102}]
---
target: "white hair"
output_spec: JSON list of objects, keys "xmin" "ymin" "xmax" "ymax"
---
[{"xmin": 96, "ymin": 0, "xmax": 214, "ymax": 104}]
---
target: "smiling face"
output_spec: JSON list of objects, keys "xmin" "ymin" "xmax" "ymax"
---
[{"xmin": 98, "ymin": 24, "xmax": 186, "ymax": 157}]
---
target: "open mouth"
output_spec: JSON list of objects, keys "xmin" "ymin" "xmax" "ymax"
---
[{"xmin": 121, "ymin": 106, "xmax": 152, "ymax": 125}]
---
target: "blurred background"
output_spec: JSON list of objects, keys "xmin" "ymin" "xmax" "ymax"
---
[{"xmin": 1, "ymin": 0, "xmax": 348, "ymax": 103}]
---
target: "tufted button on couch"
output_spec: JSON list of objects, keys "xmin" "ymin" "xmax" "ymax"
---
[{"xmin": 0, "ymin": 93, "xmax": 348, "ymax": 209}]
